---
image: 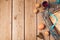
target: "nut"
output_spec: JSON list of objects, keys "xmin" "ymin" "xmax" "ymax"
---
[
  {"xmin": 33, "ymin": 9, "xmax": 39, "ymax": 13},
  {"xmin": 35, "ymin": 3, "xmax": 41, "ymax": 8},
  {"xmin": 45, "ymin": 31, "xmax": 50, "ymax": 36},
  {"xmin": 38, "ymin": 23, "xmax": 45, "ymax": 30}
]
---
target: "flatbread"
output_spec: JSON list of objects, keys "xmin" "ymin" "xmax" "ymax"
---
[{"xmin": 50, "ymin": 11, "xmax": 60, "ymax": 34}]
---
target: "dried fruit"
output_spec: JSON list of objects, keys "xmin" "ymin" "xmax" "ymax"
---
[
  {"xmin": 42, "ymin": 1, "xmax": 49, "ymax": 8},
  {"xmin": 33, "ymin": 9, "xmax": 39, "ymax": 13},
  {"xmin": 38, "ymin": 23, "xmax": 45, "ymax": 30},
  {"xmin": 45, "ymin": 31, "xmax": 50, "ymax": 36},
  {"xmin": 37, "ymin": 32, "xmax": 44, "ymax": 39},
  {"xmin": 35, "ymin": 3, "xmax": 41, "ymax": 8}
]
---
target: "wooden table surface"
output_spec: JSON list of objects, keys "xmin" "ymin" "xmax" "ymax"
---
[{"xmin": 0, "ymin": 0, "xmax": 60, "ymax": 40}]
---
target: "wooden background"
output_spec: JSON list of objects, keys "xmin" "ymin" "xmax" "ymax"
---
[{"xmin": 0, "ymin": 0, "xmax": 60, "ymax": 40}]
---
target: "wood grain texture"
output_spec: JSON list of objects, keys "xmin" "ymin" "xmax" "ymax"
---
[
  {"xmin": 13, "ymin": 0, "xmax": 24, "ymax": 40},
  {"xmin": 25, "ymin": 0, "xmax": 36, "ymax": 40},
  {"xmin": 0, "ymin": 0, "xmax": 11, "ymax": 40},
  {"xmin": 0, "ymin": 0, "xmax": 59, "ymax": 40}
]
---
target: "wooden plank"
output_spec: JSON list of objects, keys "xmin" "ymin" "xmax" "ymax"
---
[
  {"xmin": 25, "ymin": 0, "xmax": 36, "ymax": 40},
  {"xmin": 0, "ymin": 0, "xmax": 11, "ymax": 40},
  {"xmin": 13, "ymin": 0, "xmax": 24, "ymax": 40}
]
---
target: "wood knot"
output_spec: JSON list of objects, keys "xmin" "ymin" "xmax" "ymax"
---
[{"xmin": 14, "ymin": 15, "xmax": 17, "ymax": 20}]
